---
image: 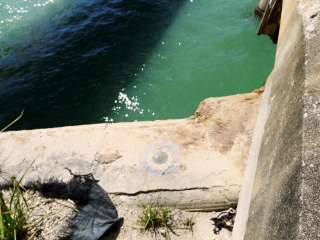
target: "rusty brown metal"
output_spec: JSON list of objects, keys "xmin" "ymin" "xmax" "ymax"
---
[{"xmin": 257, "ymin": 0, "xmax": 282, "ymax": 43}]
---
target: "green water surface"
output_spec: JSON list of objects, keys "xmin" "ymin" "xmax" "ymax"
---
[{"xmin": 103, "ymin": 0, "xmax": 276, "ymax": 123}]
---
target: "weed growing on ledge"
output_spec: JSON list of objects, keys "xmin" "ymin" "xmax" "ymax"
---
[
  {"xmin": 184, "ymin": 215, "xmax": 194, "ymax": 232},
  {"xmin": 0, "ymin": 111, "xmax": 55, "ymax": 239},
  {"xmin": 137, "ymin": 201, "xmax": 173, "ymax": 238},
  {"xmin": 0, "ymin": 161, "xmax": 56, "ymax": 240}
]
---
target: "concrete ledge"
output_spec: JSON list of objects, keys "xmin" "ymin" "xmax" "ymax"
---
[{"xmin": 0, "ymin": 91, "xmax": 263, "ymax": 211}]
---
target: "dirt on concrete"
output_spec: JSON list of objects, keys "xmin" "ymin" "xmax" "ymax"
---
[{"xmin": 20, "ymin": 189, "xmax": 233, "ymax": 240}]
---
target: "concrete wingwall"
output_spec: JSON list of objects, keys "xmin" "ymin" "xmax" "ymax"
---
[
  {"xmin": 233, "ymin": 0, "xmax": 320, "ymax": 239},
  {"xmin": 0, "ymin": 91, "xmax": 264, "ymax": 212}
]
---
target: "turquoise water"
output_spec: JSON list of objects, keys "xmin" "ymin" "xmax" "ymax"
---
[
  {"xmin": 0, "ymin": 0, "xmax": 275, "ymax": 130},
  {"xmin": 105, "ymin": 0, "xmax": 276, "ymax": 123}
]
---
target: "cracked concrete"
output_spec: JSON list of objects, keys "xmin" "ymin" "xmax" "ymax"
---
[{"xmin": 0, "ymin": 90, "xmax": 262, "ymax": 212}]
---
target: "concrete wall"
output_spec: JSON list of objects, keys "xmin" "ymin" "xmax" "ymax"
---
[
  {"xmin": 0, "ymin": 91, "xmax": 263, "ymax": 212},
  {"xmin": 233, "ymin": 0, "xmax": 320, "ymax": 239}
]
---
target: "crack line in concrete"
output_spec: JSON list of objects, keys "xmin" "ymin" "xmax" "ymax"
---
[{"xmin": 110, "ymin": 187, "xmax": 210, "ymax": 196}]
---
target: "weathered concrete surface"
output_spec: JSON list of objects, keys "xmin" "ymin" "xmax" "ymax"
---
[
  {"xmin": 231, "ymin": 72, "xmax": 274, "ymax": 240},
  {"xmin": 233, "ymin": 0, "xmax": 320, "ymax": 239},
  {"xmin": 112, "ymin": 202, "xmax": 232, "ymax": 240},
  {"xmin": 0, "ymin": 91, "xmax": 262, "ymax": 211},
  {"xmin": 299, "ymin": 0, "xmax": 320, "ymax": 238}
]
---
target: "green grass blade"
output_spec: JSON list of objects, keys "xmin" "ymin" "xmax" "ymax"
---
[
  {"xmin": 16, "ymin": 160, "xmax": 35, "ymax": 188},
  {"xmin": 23, "ymin": 210, "xmax": 58, "ymax": 230},
  {"xmin": 0, "ymin": 110, "xmax": 24, "ymax": 133},
  {"xmin": 0, "ymin": 197, "xmax": 4, "ymax": 239}
]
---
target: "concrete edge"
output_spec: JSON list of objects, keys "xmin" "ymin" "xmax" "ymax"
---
[{"xmin": 231, "ymin": 71, "xmax": 274, "ymax": 240}]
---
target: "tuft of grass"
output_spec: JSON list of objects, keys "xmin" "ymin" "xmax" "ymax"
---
[
  {"xmin": 0, "ymin": 161, "xmax": 56, "ymax": 240},
  {"xmin": 184, "ymin": 216, "xmax": 194, "ymax": 232},
  {"xmin": 0, "ymin": 111, "xmax": 55, "ymax": 239},
  {"xmin": 138, "ymin": 201, "xmax": 173, "ymax": 237}
]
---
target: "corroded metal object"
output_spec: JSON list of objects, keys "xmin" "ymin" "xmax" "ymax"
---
[
  {"xmin": 257, "ymin": 0, "xmax": 283, "ymax": 43},
  {"xmin": 211, "ymin": 208, "xmax": 236, "ymax": 234}
]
